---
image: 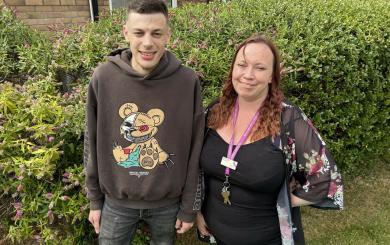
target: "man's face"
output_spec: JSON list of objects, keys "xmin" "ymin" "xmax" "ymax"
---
[{"xmin": 123, "ymin": 12, "xmax": 170, "ymax": 76}]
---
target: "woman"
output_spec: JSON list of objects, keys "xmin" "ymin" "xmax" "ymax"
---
[{"xmin": 196, "ymin": 34, "xmax": 343, "ymax": 245}]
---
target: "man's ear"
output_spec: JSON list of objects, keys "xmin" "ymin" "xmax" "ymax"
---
[
  {"xmin": 123, "ymin": 24, "xmax": 129, "ymax": 42},
  {"xmin": 167, "ymin": 27, "xmax": 171, "ymax": 44}
]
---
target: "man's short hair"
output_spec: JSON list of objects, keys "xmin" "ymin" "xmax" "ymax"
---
[{"xmin": 128, "ymin": 0, "xmax": 168, "ymax": 19}]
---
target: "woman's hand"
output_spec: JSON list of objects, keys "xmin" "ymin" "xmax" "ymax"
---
[
  {"xmin": 289, "ymin": 177, "xmax": 314, "ymax": 207},
  {"xmin": 291, "ymin": 194, "xmax": 314, "ymax": 207},
  {"xmin": 196, "ymin": 212, "xmax": 211, "ymax": 237}
]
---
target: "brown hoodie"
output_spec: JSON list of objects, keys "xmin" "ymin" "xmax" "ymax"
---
[{"xmin": 84, "ymin": 49, "xmax": 204, "ymax": 222}]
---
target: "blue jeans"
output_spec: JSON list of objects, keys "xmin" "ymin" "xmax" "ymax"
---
[{"xmin": 99, "ymin": 201, "xmax": 179, "ymax": 245}]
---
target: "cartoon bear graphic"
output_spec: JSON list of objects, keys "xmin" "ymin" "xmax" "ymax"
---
[{"xmin": 113, "ymin": 103, "xmax": 173, "ymax": 170}]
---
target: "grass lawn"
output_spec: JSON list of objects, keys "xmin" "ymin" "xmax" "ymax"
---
[{"xmin": 176, "ymin": 162, "xmax": 390, "ymax": 245}]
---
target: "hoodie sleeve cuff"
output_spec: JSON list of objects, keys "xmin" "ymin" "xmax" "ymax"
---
[
  {"xmin": 177, "ymin": 209, "xmax": 196, "ymax": 223},
  {"xmin": 90, "ymin": 199, "xmax": 104, "ymax": 210}
]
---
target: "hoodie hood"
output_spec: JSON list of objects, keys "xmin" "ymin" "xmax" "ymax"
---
[{"xmin": 107, "ymin": 48, "xmax": 182, "ymax": 80}]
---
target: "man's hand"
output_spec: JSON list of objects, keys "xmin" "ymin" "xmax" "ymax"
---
[
  {"xmin": 175, "ymin": 218, "xmax": 193, "ymax": 234},
  {"xmin": 88, "ymin": 209, "xmax": 101, "ymax": 234},
  {"xmin": 196, "ymin": 212, "xmax": 210, "ymax": 237}
]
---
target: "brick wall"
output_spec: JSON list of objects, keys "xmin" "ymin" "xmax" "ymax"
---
[
  {"xmin": 2, "ymin": 0, "xmax": 207, "ymax": 32},
  {"xmin": 4, "ymin": 0, "xmax": 109, "ymax": 31}
]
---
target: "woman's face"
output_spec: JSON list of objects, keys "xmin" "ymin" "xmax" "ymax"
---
[{"xmin": 232, "ymin": 42, "xmax": 274, "ymax": 102}]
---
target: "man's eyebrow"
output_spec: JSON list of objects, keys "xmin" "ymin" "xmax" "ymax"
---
[
  {"xmin": 130, "ymin": 28, "xmax": 164, "ymax": 32},
  {"xmin": 151, "ymin": 28, "xmax": 165, "ymax": 32}
]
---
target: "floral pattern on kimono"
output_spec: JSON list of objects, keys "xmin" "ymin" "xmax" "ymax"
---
[{"xmin": 274, "ymin": 101, "xmax": 344, "ymax": 245}]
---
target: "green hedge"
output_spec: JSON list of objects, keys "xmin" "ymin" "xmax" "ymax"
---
[
  {"xmin": 0, "ymin": 0, "xmax": 389, "ymax": 243},
  {"xmin": 0, "ymin": 8, "xmax": 52, "ymax": 82},
  {"xmin": 0, "ymin": 77, "xmax": 89, "ymax": 244},
  {"xmin": 174, "ymin": 0, "xmax": 390, "ymax": 172}
]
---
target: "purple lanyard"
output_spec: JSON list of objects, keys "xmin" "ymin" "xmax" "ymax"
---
[{"xmin": 225, "ymin": 100, "xmax": 259, "ymax": 176}]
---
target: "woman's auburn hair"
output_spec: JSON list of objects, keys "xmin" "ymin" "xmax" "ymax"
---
[{"xmin": 207, "ymin": 34, "xmax": 284, "ymax": 140}]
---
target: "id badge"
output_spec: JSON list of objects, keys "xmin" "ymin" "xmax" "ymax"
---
[{"xmin": 220, "ymin": 156, "xmax": 238, "ymax": 170}]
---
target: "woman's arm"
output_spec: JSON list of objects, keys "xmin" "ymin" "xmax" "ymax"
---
[
  {"xmin": 196, "ymin": 212, "xmax": 211, "ymax": 236},
  {"xmin": 291, "ymin": 194, "xmax": 314, "ymax": 207},
  {"xmin": 289, "ymin": 177, "xmax": 314, "ymax": 207},
  {"xmin": 287, "ymin": 106, "xmax": 343, "ymax": 209}
]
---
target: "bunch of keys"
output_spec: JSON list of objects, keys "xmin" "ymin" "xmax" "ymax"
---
[{"xmin": 221, "ymin": 176, "xmax": 231, "ymax": 205}]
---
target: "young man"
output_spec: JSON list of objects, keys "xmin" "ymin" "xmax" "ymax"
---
[{"xmin": 84, "ymin": 0, "xmax": 204, "ymax": 244}]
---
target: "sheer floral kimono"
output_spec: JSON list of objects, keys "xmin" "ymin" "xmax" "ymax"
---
[
  {"xmin": 273, "ymin": 101, "xmax": 343, "ymax": 245},
  {"xmin": 196, "ymin": 100, "xmax": 343, "ymax": 245}
]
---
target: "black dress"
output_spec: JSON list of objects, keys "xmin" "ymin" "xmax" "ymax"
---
[{"xmin": 200, "ymin": 129, "xmax": 285, "ymax": 245}]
